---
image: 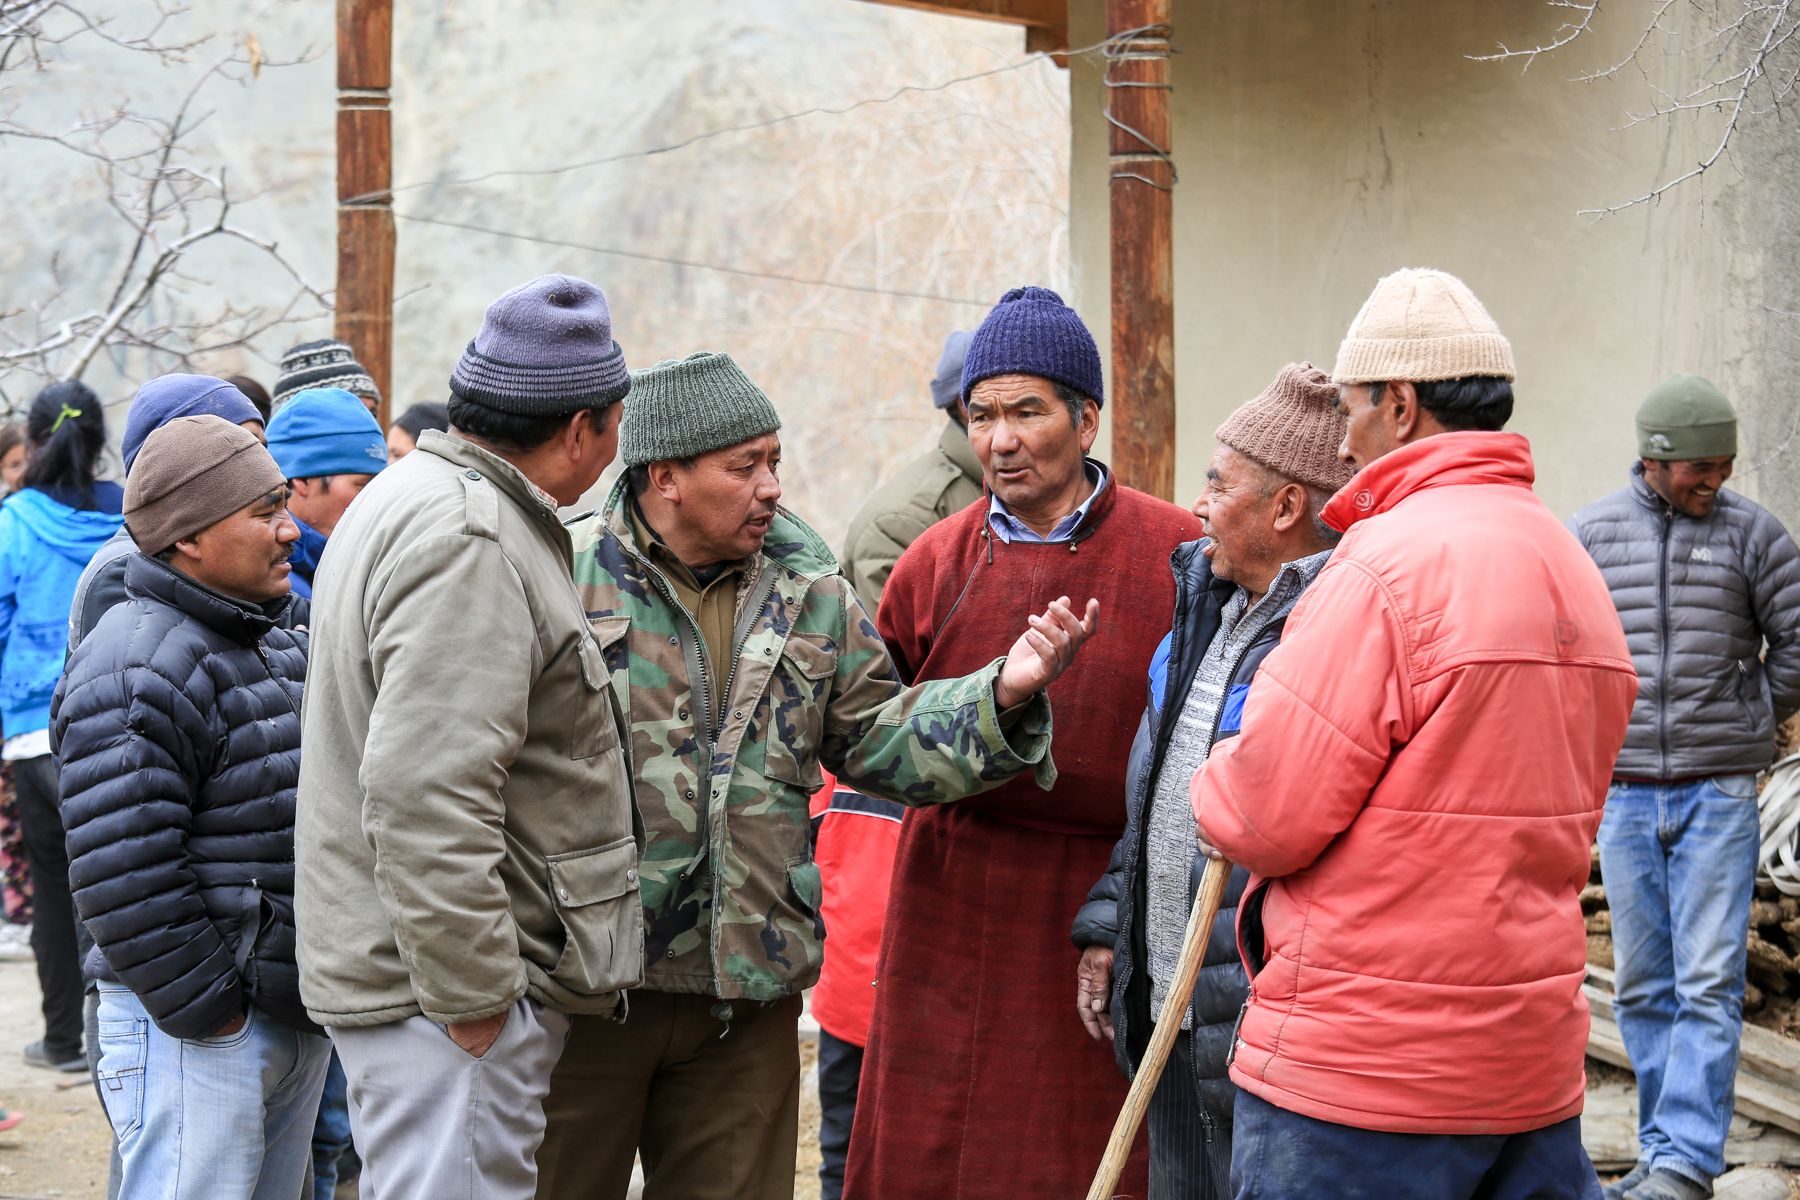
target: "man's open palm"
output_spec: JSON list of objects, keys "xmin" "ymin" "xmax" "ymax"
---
[{"xmin": 995, "ymin": 596, "xmax": 1101, "ymax": 709}]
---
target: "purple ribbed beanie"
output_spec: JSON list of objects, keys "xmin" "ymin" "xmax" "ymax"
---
[
  {"xmin": 449, "ymin": 274, "xmax": 631, "ymax": 416},
  {"xmin": 960, "ymin": 286, "xmax": 1105, "ymax": 408}
]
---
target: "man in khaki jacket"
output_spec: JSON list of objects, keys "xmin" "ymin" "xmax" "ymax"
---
[
  {"xmin": 296, "ymin": 275, "xmax": 639, "ymax": 1200},
  {"xmin": 841, "ymin": 329, "xmax": 983, "ymax": 609}
]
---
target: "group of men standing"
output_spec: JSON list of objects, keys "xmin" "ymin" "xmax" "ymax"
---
[{"xmin": 35, "ymin": 259, "xmax": 1800, "ymax": 1200}]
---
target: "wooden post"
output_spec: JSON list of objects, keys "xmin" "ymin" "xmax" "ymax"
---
[
  {"xmin": 336, "ymin": 0, "xmax": 395, "ymax": 426},
  {"xmin": 1104, "ymin": 1, "xmax": 1174, "ymax": 500}
]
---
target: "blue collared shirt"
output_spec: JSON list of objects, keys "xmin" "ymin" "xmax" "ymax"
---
[{"xmin": 987, "ymin": 460, "xmax": 1110, "ymax": 544}]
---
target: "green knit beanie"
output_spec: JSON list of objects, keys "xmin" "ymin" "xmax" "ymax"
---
[
  {"xmin": 618, "ymin": 351, "xmax": 782, "ymax": 468},
  {"xmin": 1636, "ymin": 373, "xmax": 1737, "ymax": 460}
]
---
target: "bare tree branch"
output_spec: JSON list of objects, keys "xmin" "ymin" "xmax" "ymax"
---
[{"xmin": 1473, "ymin": 0, "xmax": 1800, "ymax": 215}]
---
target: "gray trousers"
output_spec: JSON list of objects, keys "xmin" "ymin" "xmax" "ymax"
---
[{"xmin": 329, "ymin": 998, "xmax": 570, "ymax": 1200}]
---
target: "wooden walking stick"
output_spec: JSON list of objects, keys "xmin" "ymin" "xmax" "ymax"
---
[{"xmin": 1086, "ymin": 855, "xmax": 1234, "ymax": 1200}]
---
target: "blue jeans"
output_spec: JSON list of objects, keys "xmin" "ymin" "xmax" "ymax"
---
[
  {"xmin": 95, "ymin": 982, "xmax": 332, "ymax": 1200},
  {"xmin": 1229, "ymin": 1090, "xmax": 1601, "ymax": 1199},
  {"xmin": 312, "ymin": 1052, "xmax": 353, "ymax": 1200},
  {"xmin": 1599, "ymin": 775, "xmax": 1760, "ymax": 1186}
]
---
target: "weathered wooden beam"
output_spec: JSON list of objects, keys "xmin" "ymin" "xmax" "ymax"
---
[
  {"xmin": 336, "ymin": 0, "xmax": 395, "ymax": 425},
  {"xmin": 853, "ymin": 0, "xmax": 1064, "ymax": 29},
  {"xmin": 1105, "ymin": 0, "xmax": 1174, "ymax": 500}
]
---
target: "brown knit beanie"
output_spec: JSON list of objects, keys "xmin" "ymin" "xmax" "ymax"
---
[
  {"xmin": 1215, "ymin": 363, "xmax": 1355, "ymax": 493},
  {"xmin": 1332, "ymin": 268, "xmax": 1516, "ymax": 385},
  {"xmin": 125, "ymin": 415, "xmax": 286, "ymax": 556}
]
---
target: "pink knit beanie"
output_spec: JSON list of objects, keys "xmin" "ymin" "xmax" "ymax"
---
[
  {"xmin": 1332, "ymin": 268, "xmax": 1516, "ymax": 385},
  {"xmin": 1215, "ymin": 363, "xmax": 1354, "ymax": 493}
]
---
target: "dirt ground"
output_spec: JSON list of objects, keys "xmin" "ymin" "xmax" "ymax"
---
[{"xmin": 0, "ymin": 959, "xmax": 824, "ymax": 1200}]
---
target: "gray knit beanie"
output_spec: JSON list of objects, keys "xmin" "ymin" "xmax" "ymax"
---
[
  {"xmin": 619, "ymin": 352, "xmax": 782, "ymax": 468},
  {"xmin": 450, "ymin": 274, "xmax": 630, "ymax": 417}
]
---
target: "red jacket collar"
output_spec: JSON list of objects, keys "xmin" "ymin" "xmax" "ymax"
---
[{"xmin": 1323, "ymin": 431, "xmax": 1536, "ymax": 533}]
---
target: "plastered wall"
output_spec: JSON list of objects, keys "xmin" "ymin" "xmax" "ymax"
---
[{"xmin": 1066, "ymin": 0, "xmax": 1800, "ymax": 525}]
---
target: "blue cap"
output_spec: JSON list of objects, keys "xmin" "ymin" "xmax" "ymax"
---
[
  {"xmin": 123, "ymin": 374, "xmax": 262, "ymax": 475},
  {"xmin": 265, "ymin": 388, "xmax": 387, "ymax": 480}
]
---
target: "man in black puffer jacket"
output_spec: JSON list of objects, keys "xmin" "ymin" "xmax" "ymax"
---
[
  {"xmin": 1072, "ymin": 364, "xmax": 1349, "ymax": 1200},
  {"xmin": 1571, "ymin": 376, "xmax": 1800, "ymax": 1200},
  {"xmin": 52, "ymin": 416, "xmax": 330, "ymax": 1200}
]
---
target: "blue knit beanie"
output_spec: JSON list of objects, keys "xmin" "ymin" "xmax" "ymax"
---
[
  {"xmin": 266, "ymin": 388, "xmax": 388, "ymax": 480},
  {"xmin": 450, "ymin": 274, "xmax": 630, "ymax": 417},
  {"xmin": 961, "ymin": 287, "xmax": 1104, "ymax": 408},
  {"xmin": 123, "ymin": 374, "xmax": 263, "ymax": 474}
]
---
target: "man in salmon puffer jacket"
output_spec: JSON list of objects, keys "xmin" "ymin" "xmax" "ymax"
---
[{"xmin": 1190, "ymin": 267, "xmax": 1638, "ymax": 1200}]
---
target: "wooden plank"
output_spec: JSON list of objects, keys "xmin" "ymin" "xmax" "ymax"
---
[
  {"xmin": 1105, "ymin": 0, "xmax": 1174, "ymax": 500},
  {"xmin": 1590, "ymin": 966, "xmax": 1800, "ymax": 1087},
  {"xmin": 852, "ymin": 0, "xmax": 1065, "ymax": 29},
  {"xmin": 335, "ymin": 207, "xmax": 395, "ymax": 420},
  {"xmin": 1583, "ymin": 1081, "xmax": 1800, "ymax": 1172},
  {"xmin": 335, "ymin": 108, "xmax": 390, "ymax": 204}
]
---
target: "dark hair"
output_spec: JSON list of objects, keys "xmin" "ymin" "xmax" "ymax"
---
[
  {"xmin": 393, "ymin": 402, "xmax": 450, "ymax": 441},
  {"xmin": 445, "ymin": 391, "xmax": 622, "ymax": 453},
  {"xmin": 627, "ymin": 457, "xmax": 697, "ymax": 495},
  {"xmin": 1375, "ymin": 376, "xmax": 1513, "ymax": 433},
  {"xmin": 22, "ymin": 380, "xmax": 108, "ymax": 506},
  {"xmin": 224, "ymin": 375, "xmax": 272, "ymax": 423},
  {"xmin": 1050, "ymin": 381, "xmax": 1093, "ymax": 429},
  {"xmin": 0, "ymin": 421, "xmax": 25, "ymax": 464}
]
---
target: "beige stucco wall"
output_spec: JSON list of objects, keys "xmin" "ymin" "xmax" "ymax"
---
[{"xmin": 1066, "ymin": 0, "xmax": 1800, "ymax": 526}]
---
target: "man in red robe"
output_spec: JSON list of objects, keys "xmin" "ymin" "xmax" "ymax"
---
[{"xmin": 845, "ymin": 287, "xmax": 1203, "ymax": 1200}]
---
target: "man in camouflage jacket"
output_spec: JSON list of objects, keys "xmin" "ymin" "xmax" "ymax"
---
[{"xmin": 535, "ymin": 351, "xmax": 1098, "ymax": 1200}]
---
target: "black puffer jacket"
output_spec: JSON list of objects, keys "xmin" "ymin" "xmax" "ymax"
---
[
  {"xmin": 51, "ymin": 554, "xmax": 314, "ymax": 1039},
  {"xmin": 1570, "ymin": 466, "xmax": 1800, "ymax": 778},
  {"xmin": 1073, "ymin": 541, "xmax": 1307, "ymax": 1126}
]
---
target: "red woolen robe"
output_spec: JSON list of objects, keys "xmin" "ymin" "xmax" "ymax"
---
[{"xmin": 843, "ymin": 477, "xmax": 1202, "ymax": 1200}]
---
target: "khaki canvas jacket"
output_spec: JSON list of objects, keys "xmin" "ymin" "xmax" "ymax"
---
[
  {"xmin": 841, "ymin": 421, "xmax": 985, "ymax": 610},
  {"xmin": 567, "ymin": 478, "xmax": 1054, "ymax": 1002},
  {"xmin": 296, "ymin": 431, "xmax": 641, "ymax": 1028}
]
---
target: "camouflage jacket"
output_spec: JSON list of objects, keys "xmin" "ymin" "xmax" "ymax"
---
[{"xmin": 568, "ymin": 479, "xmax": 1055, "ymax": 1001}]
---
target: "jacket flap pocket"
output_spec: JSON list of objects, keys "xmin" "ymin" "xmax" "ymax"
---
[
  {"xmin": 589, "ymin": 614, "xmax": 631, "ymax": 649},
  {"xmin": 547, "ymin": 838, "xmax": 640, "ymax": 908},
  {"xmin": 780, "ymin": 633, "xmax": 836, "ymax": 681},
  {"xmin": 787, "ymin": 859, "xmax": 823, "ymax": 914}
]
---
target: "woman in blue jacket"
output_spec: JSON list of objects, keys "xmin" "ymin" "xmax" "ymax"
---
[{"xmin": 0, "ymin": 381, "xmax": 122, "ymax": 1072}]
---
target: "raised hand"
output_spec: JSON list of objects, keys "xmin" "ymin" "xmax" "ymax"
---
[{"xmin": 994, "ymin": 596, "xmax": 1100, "ymax": 709}]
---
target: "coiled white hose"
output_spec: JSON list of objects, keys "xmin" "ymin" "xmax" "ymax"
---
[{"xmin": 1758, "ymin": 751, "xmax": 1800, "ymax": 896}]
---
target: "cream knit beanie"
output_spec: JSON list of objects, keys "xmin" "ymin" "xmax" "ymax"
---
[
  {"xmin": 1332, "ymin": 268, "xmax": 1516, "ymax": 385},
  {"xmin": 1215, "ymin": 363, "xmax": 1354, "ymax": 493}
]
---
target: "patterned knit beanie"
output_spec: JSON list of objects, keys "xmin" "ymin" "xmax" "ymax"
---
[
  {"xmin": 1332, "ymin": 268, "xmax": 1515, "ymax": 385},
  {"xmin": 451, "ymin": 274, "xmax": 631, "ymax": 417},
  {"xmin": 1216, "ymin": 363, "xmax": 1354, "ymax": 493},
  {"xmin": 619, "ymin": 352, "xmax": 782, "ymax": 468},
  {"xmin": 961, "ymin": 286, "xmax": 1104, "ymax": 407},
  {"xmin": 273, "ymin": 339, "xmax": 380, "ymax": 412}
]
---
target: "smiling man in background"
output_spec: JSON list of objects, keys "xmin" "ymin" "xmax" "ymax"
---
[{"xmin": 1570, "ymin": 375, "xmax": 1800, "ymax": 1200}]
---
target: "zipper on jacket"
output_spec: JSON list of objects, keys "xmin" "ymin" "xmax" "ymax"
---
[
  {"xmin": 623, "ymin": 550, "xmax": 718, "ymax": 881},
  {"xmin": 714, "ymin": 563, "xmax": 780, "ymax": 736},
  {"xmin": 1657, "ymin": 506, "xmax": 1673, "ymax": 777}
]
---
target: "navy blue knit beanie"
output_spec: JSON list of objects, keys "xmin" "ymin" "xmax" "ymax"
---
[{"xmin": 960, "ymin": 286, "xmax": 1104, "ymax": 408}]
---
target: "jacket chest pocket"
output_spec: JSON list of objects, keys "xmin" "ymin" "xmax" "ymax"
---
[
  {"xmin": 571, "ymin": 635, "xmax": 623, "ymax": 761},
  {"xmin": 760, "ymin": 633, "xmax": 835, "ymax": 796}
]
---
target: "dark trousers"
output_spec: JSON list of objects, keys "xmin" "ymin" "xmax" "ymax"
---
[
  {"xmin": 1148, "ymin": 1030, "xmax": 1232, "ymax": 1200},
  {"xmin": 817, "ymin": 1028, "xmax": 863, "ymax": 1200},
  {"xmin": 1230, "ymin": 1090, "xmax": 1602, "ymax": 1200},
  {"xmin": 14, "ymin": 754, "xmax": 82, "ymax": 1058},
  {"xmin": 537, "ymin": 990, "xmax": 803, "ymax": 1200}
]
